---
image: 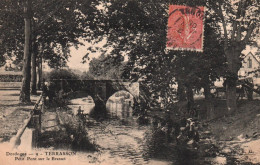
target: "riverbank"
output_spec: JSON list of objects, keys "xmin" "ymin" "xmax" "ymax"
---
[
  {"xmin": 145, "ymin": 99, "xmax": 260, "ymax": 164},
  {"xmin": 1, "ymin": 89, "xmax": 260, "ymax": 164},
  {"xmin": 202, "ymin": 100, "xmax": 260, "ymax": 164}
]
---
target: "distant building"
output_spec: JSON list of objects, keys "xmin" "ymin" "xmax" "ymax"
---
[
  {"xmin": 213, "ymin": 52, "xmax": 260, "ymax": 88},
  {"xmin": 238, "ymin": 52, "xmax": 260, "ymax": 86},
  {"xmin": 238, "ymin": 52, "xmax": 260, "ymax": 78}
]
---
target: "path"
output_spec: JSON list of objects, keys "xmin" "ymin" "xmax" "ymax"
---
[
  {"xmin": 41, "ymin": 111, "xmax": 61, "ymax": 132},
  {"xmin": 37, "ymin": 107, "xmax": 72, "ymax": 149},
  {"xmin": 0, "ymin": 89, "xmax": 40, "ymax": 142}
]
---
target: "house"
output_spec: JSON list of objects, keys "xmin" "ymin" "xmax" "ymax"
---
[
  {"xmin": 238, "ymin": 52, "xmax": 260, "ymax": 78},
  {"xmin": 213, "ymin": 52, "xmax": 260, "ymax": 88},
  {"xmin": 238, "ymin": 52, "xmax": 260, "ymax": 86}
]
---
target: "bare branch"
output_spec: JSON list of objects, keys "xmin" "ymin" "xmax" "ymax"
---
[
  {"xmin": 236, "ymin": 22, "xmax": 241, "ymax": 41},
  {"xmin": 235, "ymin": 0, "xmax": 246, "ymax": 42},
  {"xmin": 216, "ymin": 3, "xmax": 228, "ymax": 50},
  {"xmin": 242, "ymin": 23, "xmax": 256, "ymax": 44},
  {"xmin": 231, "ymin": 21, "xmax": 237, "ymax": 41}
]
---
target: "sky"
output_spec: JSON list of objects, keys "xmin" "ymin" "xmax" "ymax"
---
[
  {"xmin": 67, "ymin": 41, "xmax": 259, "ymax": 72},
  {"xmin": 67, "ymin": 40, "xmax": 106, "ymax": 72},
  {"xmin": 67, "ymin": 29, "xmax": 259, "ymax": 72},
  {"xmin": 67, "ymin": 44, "xmax": 90, "ymax": 71}
]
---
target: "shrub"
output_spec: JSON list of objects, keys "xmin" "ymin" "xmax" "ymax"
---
[
  {"xmin": 44, "ymin": 69, "xmax": 79, "ymax": 80},
  {"xmin": 0, "ymin": 75, "xmax": 23, "ymax": 82},
  {"xmin": 81, "ymin": 71, "xmax": 94, "ymax": 80},
  {"xmin": 44, "ymin": 69, "xmax": 80, "ymax": 92}
]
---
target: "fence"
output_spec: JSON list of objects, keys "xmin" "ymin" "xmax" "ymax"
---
[{"xmin": 10, "ymin": 95, "xmax": 43, "ymax": 149}]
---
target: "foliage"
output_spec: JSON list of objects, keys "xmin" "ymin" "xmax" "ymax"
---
[
  {"xmin": 88, "ymin": 54, "xmax": 126, "ymax": 80},
  {"xmin": 0, "ymin": 0, "xmax": 24, "ymax": 62},
  {"xmin": 0, "ymin": 0, "xmax": 105, "ymax": 102},
  {"xmin": 82, "ymin": 0, "xmax": 258, "ymax": 113},
  {"xmin": 81, "ymin": 0, "xmax": 226, "ymax": 111},
  {"xmin": 0, "ymin": 0, "xmax": 104, "ymax": 68},
  {"xmin": 81, "ymin": 71, "xmax": 94, "ymax": 80},
  {"xmin": 44, "ymin": 69, "xmax": 79, "ymax": 80},
  {"xmin": 173, "ymin": 22, "xmax": 226, "ymax": 91},
  {"xmin": 44, "ymin": 69, "xmax": 80, "ymax": 93},
  {"xmin": 208, "ymin": 0, "xmax": 260, "ymax": 112},
  {"xmin": 0, "ymin": 75, "xmax": 23, "ymax": 82}
]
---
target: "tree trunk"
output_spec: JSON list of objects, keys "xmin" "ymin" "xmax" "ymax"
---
[
  {"xmin": 226, "ymin": 84, "xmax": 237, "ymax": 113},
  {"xmin": 37, "ymin": 56, "xmax": 42, "ymax": 90},
  {"xmin": 186, "ymin": 85, "xmax": 194, "ymax": 113},
  {"xmin": 31, "ymin": 42, "xmax": 37, "ymax": 95},
  {"xmin": 225, "ymin": 48, "xmax": 241, "ymax": 114},
  {"xmin": 204, "ymin": 83, "xmax": 211, "ymax": 101},
  {"xmin": 19, "ymin": 0, "xmax": 32, "ymax": 103},
  {"xmin": 203, "ymin": 82, "xmax": 214, "ymax": 120},
  {"xmin": 177, "ymin": 81, "xmax": 186, "ymax": 101}
]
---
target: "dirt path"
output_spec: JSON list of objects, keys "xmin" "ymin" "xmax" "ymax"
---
[{"xmin": 0, "ymin": 90, "xmax": 40, "ymax": 142}]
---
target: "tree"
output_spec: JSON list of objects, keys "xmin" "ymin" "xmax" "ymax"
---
[
  {"xmin": 0, "ymin": 0, "xmax": 103, "ymax": 102},
  {"xmin": 210, "ymin": 0, "xmax": 260, "ymax": 113},
  {"xmin": 0, "ymin": 0, "xmax": 24, "ymax": 64},
  {"xmin": 85, "ymin": 0, "xmax": 257, "ymax": 115},
  {"xmin": 88, "ymin": 53, "xmax": 125, "ymax": 80},
  {"xmin": 81, "ymin": 71, "xmax": 94, "ymax": 80},
  {"xmin": 31, "ymin": 41, "xmax": 38, "ymax": 94},
  {"xmin": 85, "ymin": 0, "xmax": 225, "ymax": 111},
  {"xmin": 20, "ymin": 0, "xmax": 32, "ymax": 103}
]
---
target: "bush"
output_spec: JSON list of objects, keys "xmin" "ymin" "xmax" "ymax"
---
[
  {"xmin": 44, "ymin": 69, "xmax": 79, "ymax": 80},
  {"xmin": 0, "ymin": 75, "xmax": 23, "ymax": 82},
  {"xmin": 81, "ymin": 71, "xmax": 94, "ymax": 80},
  {"xmin": 44, "ymin": 69, "xmax": 80, "ymax": 92}
]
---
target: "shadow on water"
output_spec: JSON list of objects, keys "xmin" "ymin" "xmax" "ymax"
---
[
  {"xmin": 38, "ymin": 95, "xmax": 233, "ymax": 165},
  {"xmin": 142, "ymin": 125, "xmax": 206, "ymax": 165},
  {"xmin": 88, "ymin": 104, "xmax": 108, "ymax": 120},
  {"xmin": 64, "ymin": 122, "xmax": 97, "ymax": 152}
]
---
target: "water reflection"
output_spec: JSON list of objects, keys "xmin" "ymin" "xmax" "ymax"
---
[
  {"xmin": 66, "ymin": 95, "xmax": 213, "ymax": 165},
  {"xmin": 68, "ymin": 96, "xmax": 95, "ymax": 115},
  {"xmin": 106, "ymin": 91, "xmax": 134, "ymax": 120},
  {"xmin": 106, "ymin": 99, "xmax": 133, "ymax": 119}
]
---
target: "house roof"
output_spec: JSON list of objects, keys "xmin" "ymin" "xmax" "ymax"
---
[{"xmin": 243, "ymin": 52, "xmax": 260, "ymax": 64}]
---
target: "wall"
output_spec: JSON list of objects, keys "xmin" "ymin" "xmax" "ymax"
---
[{"xmin": 238, "ymin": 53, "xmax": 260, "ymax": 78}]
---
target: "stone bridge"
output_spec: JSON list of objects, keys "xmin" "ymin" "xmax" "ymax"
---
[{"xmin": 51, "ymin": 79, "xmax": 139, "ymax": 116}]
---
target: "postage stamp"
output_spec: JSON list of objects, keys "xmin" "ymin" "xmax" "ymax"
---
[{"xmin": 166, "ymin": 5, "xmax": 205, "ymax": 52}]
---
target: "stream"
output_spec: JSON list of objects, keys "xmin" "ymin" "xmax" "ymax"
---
[
  {"xmin": 65, "ymin": 96, "xmax": 225, "ymax": 165},
  {"xmin": 33, "ymin": 92, "xmax": 253, "ymax": 165}
]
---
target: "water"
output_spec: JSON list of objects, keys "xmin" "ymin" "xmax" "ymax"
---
[
  {"xmin": 60, "ymin": 97, "xmax": 225, "ymax": 165},
  {"xmin": 68, "ymin": 96, "xmax": 95, "ymax": 115},
  {"xmin": 67, "ymin": 97, "xmax": 172, "ymax": 164}
]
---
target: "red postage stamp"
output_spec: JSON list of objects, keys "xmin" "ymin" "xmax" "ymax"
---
[{"xmin": 166, "ymin": 5, "xmax": 204, "ymax": 52}]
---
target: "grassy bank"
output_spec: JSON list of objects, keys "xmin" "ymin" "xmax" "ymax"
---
[{"xmin": 202, "ymin": 100, "xmax": 260, "ymax": 164}]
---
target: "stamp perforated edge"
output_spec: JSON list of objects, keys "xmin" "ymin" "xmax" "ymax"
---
[{"xmin": 165, "ymin": 5, "xmax": 206, "ymax": 53}]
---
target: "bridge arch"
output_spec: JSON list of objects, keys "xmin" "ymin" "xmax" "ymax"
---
[
  {"xmin": 89, "ymin": 82, "xmax": 139, "ymax": 118},
  {"xmin": 50, "ymin": 79, "xmax": 139, "ymax": 118},
  {"xmin": 106, "ymin": 90, "xmax": 135, "ymax": 118}
]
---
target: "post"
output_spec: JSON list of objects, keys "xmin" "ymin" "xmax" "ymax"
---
[{"xmin": 29, "ymin": 109, "xmax": 41, "ymax": 148}]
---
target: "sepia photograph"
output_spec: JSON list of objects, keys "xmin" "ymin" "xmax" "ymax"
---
[{"xmin": 0, "ymin": 0, "xmax": 259, "ymax": 164}]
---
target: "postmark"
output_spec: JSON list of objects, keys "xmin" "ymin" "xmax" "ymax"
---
[{"xmin": 166, "ymin": 5, "xmax": 204, "ymax": 52}]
